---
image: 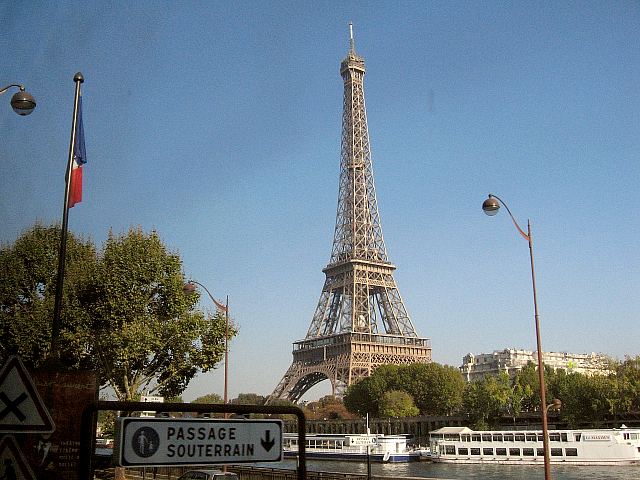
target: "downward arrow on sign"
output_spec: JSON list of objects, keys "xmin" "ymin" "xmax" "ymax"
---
[{"xmin": 261, "ymin": 430, "xmax": 275, "ymax": 452}]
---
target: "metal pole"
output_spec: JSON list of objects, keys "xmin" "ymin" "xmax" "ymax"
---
[
  {"xmin": 528, "ymin": 220, "xmax": 551, "ymax": 480},
  {"xmin": 51, "ymin": 72, "xmax": 84, "ymax": 359},
  {"xmin": 483, "ymin": 195, "xmax": 551, "ymax": 480},
  {"xmin": 224, "ymin": 294, "xmax": 229, "ymax": 409},
  {"xmin": 223, "ymin": 295, "xmax": 229, "ymax": 474}
]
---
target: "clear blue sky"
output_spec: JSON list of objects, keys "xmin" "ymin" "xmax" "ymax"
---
[{"xmin": 2, "ymin": 2, "xmax": 638, "ymax": 402}]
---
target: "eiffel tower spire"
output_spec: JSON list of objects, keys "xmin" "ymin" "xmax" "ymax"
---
[{"xmin": 269, "ymin": 25, "xmax": 431, "ymax": 403}]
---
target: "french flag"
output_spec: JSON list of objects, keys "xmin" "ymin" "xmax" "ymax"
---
[{"xmin": 69, "ymin": 95, "xmax": 86, "ymax": 208}]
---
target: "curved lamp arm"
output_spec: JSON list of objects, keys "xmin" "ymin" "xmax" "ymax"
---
[
  {"xmin": 482, "ymin": 193, "xmax": 530, "ymax": 241},
  {"xmin": 0, "ymin": 84, "xmax": 25, "ymax": 95},
  {"xmin": 184, "ymin": 280, "xmax": 227, "ymax": 312}
]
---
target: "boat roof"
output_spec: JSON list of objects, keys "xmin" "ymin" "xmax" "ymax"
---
[
  {"xmin": 430, "ymin": 427, "xmax": 474, "ymax": 434},
  {"xmin": 429, "ymin": 426, "xmax": 640, "ymax": 435}
]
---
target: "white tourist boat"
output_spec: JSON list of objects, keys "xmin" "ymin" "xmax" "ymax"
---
[
  {"xmin": 283, "ymin": 433, "xmax": 421, "ymax": 462},
  {"xmin": 428, "ymin": 425, "xmax": 640, "ymax": 466}
]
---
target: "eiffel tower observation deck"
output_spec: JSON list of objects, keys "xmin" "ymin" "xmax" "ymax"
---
[{"xmin": 269, "ymin": 25, "xmax": 431, "ymax": 403}]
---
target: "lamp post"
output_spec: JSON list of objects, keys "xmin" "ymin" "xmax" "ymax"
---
[
  {"xmin": 183, "ymin": 281, "xmax": 230, "ymax": 409},
  {"xmin": 0, "ymin": 83, "xmax": 36, "ymax": 115},
  {"xmin": 482, "ymin": 193, "xmax": 552, "ymax": 480}
]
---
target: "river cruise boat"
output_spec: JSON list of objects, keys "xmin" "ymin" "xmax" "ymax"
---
[
  {"xmin": 428, "ymin": 426, "xmax": 640, "ymax": 466},
  {"xmin": 283, "ymin": 433, "xmax": 420, "ymax": 462}
]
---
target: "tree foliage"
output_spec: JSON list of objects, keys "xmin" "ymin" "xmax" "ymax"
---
[
  {"xmin": 463, "ymin": 373, "xmax": 512, "ymax": 429},
  {"xmin": 343, "ymin": 357, "xmax": 640, "ymax": 427},
  {"xmin": 0, "ymin": 224, "xmax": 97, "ymax": 368},
  {"xmin": 192, "ymin": 393, "xmax": 224, "ymax": 404},
  {"xmin": 89, "ymin": 228, "xmax": 233, "ymax": 400},
  {"xmin": 231, "ymin": 393, "xmax": 266, "ymax": 405},
  {"xmin": 305, "ymin": 395, "xmax": 356, "ymax": 420},
  {"xmin": 343, "ymin": 362, "xmax": 466, "ymax": 417},
  {"xmin": 379, "ymin": 390, "xmax": 419, "ymax": 418},
  {"xmin": 0, "ymin": 224, "xmax": 233, "ymax": 402}
]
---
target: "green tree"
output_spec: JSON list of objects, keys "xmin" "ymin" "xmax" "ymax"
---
[
  {"xmin": 88, "ymin": 228, "xmax": 234, "ymax": 400},
  {"xmin": 344, "ymin": 362, "xmax": 465, "ymax": 417},
  {"xmin": 232, "ymin": 393, "xmax": 266, "ymax": 405},
  {"xmin": 192, "ymin": 393, "xmax": 223, "ymax": 404},
  {"xmin": 305, "ymin": 395, "xmax": 355, "ymax": 420},
  {"xmin": 398, "ymin": 363, "xmax": 465, "ymax": 415},
  {"xmin": 555, "ymin": 372, "xmax": 615, "ymax": 427},
  {"xmin": 379, "ymin": 390, "xmax": 419, "ymax": 418},
  {"xmin": 463, "ymin": 373, "xmax": 512, "ymax": 428},
  {"xmin": 344, "ymin": 371, "xmax": 391, "ymax": 417},
  {"xmin": 0, "ymin": 224, "xmax": 97, "ymax": 369},
  {"xmin": 512, "ymin": 362, "xmax": 540, "ymax": 413},
  {"xmin": 614, "ymin": 356, "xmax": 640, "ymax": 414},
  {"xmin": 192, "ymin": 393, "xmax": 224, "ymax": 418}
]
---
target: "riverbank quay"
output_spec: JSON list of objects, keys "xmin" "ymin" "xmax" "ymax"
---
[{"xmin": 95, "ymin": 465, "xmax": 434, "ymax": 480}]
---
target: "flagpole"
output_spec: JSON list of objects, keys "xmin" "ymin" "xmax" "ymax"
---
[{"xmin": 51, "ymin": 72, "xmax": 84, "ymax": 360}]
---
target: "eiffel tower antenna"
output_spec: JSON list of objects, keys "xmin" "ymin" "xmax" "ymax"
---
[
  {"xmin": 268, "ymin": 24, "xmax": 431, "ymax": 403},
  {"xmin": 349, "ymin": 21, "xmax": 355, "ymax": 53}
]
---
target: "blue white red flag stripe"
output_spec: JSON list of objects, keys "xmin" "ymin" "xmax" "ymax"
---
[{"xmin": 69, "ymin": 95, "xmax": 86, "ymax": 208}]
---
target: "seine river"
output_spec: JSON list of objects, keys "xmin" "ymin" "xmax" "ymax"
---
[{"xmin": 273, "ymin": 458, "xmax": 632, "ymax": 479}]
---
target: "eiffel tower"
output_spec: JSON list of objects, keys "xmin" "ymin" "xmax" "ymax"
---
[{"xmin": 269, "ymin": 25, "xmax": 431, "ymax": 403}]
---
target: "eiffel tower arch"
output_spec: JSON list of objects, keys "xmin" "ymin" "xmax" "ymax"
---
[{"xmin": 269, "ymin": 25, "xmax": 431, "ymax": 403}]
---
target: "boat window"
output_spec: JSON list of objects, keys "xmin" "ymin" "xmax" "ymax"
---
[
  {"xmin": 445, "ymin": 434, "xmax": 460, "ymax": 441},
  {"xmin": 624, "ymin": 433, "xmax": 629, "ymax": 440},
  {"xmin": 482, "ymin": 434, "xmax": 492, "ymax": 442},
  {"xmin": 515, "ymin": 434, "xmax": 525, "ymax": 442},
  {"xmin": 472, "ymin": 434, "xmax": 481, "ymax": 442},
  {"xmin": 561, "ymin": 433, "xmax": 568, "ymax": 442},
  {"xmin": 509, "ymin": 448, "xmax": 520, "ymax": 456},
  {"xmin": 551, "ymin": 448, "xmax": 563, "ymax": 456},
  {"xmin": 461, "ymin": 434, "xmax": 471, "ymax": 442},
  {"xmin": 483, "ymin": 448, "xmax": 493, "ymax": 455},
  {"xmin": 523, "ymin": 448, "xmax": 534, "ymax": 456},
  {"xmin": 496, "ymin": 448, "xmax": 507, "ymax": 456},
  {"xmin": 504, "ymin": 434, "xmax": 514, "ymax": 442},
  {"xmin": 526, "ymin": 434, "xmax": 537, "ymax": 442},
  {"xmin": 574, "ymin": 433, "xmax": 581, "ymax": 441},
  {"xmin": 549, "ymin": 433, "xmax": 561, "ymax": 442},
  {"xmin": 458, "ymin": 447, "xmax": 468, "ymax": 455},
  {"xmin": 445, "ymin": 445, "xmax": 456, "ymax": 455},
  {"xmin": 537, "ymin": 434, "xmax": 544, "ymax": 441},
  {"xmin": 565, "ymin": 448, "xmax": 578, "ymax": 456},
  {"xmin": 492, "ymin": 434, "xmax": 503, "ymax": 442},
  {"xmin": 537, "ymin": 448, "xmax": 544, "ymax": 456},
  {"xmin": 471, "ymin": 448, "xmax": 481, "ymax": 455}
]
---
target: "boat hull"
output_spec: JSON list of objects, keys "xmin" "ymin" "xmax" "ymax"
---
[
  {"xmin": 431, "ymin": 457, "xmax": 640, "ymax": 466},
  {"xmin": 283, "ymin": 450, "xmax": 419, "ymax": 463},
  {"xmin": 428, "ymin": 426, "xmax": 640, "ymax": 467}
]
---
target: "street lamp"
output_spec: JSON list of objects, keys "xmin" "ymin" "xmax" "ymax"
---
[
  {"xmin": 482, "ymin": 193, "xmax": 552, "ymax": 480},
  {"xmin": 0, "ymin": 83, "xmax": 36, "ymax": 115},
  {"xmin": 183, "ymin": 280, "xmax": 230, "ymax": 409},
  {"xmin": 546, "ymin": 398, "xmax": 562, "ymax": 414}
]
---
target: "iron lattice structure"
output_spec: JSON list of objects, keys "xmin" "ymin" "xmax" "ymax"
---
[{"xmin": 269, "ymin": 29, "xmax": 431, "ymax": 403}]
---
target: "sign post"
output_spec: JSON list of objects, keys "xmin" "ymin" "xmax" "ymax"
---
[
  {"xmin": 80, "ymin": 401, "xmax": 306, "ymax": 480},
  {"xmin": 116, "ymin": 418, "xmax": 282, "ymax": 466}
]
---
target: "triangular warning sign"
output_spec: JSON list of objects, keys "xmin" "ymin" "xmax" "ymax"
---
[
  {"xmin": 0, "ymin": 435, "xmax": 36, "ymax": 480},
  {"xmin": 0, "ymin": 356, "xmax": 55, "ymax": 433}
]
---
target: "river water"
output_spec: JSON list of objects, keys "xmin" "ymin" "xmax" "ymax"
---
[{"xmin": 273, "ymin": 458, "xmax": 632, "ymax": 479}]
